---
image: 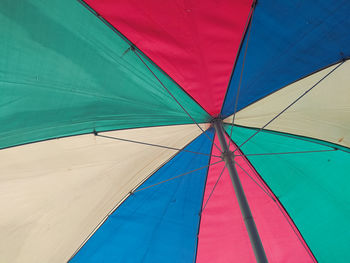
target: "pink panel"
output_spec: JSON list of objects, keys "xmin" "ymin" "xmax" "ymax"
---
[
  {"xmin": 196, "ymin": 135, "xmax": 315, "ymax": 262},
  {"xmin": 83, "ymin": 0, "xmax": 252, "ymax": 116}
]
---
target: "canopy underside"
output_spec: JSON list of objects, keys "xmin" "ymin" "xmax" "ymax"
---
[{"xmin": 1, "ymin": 0, "xmax": 350, "ymax": 262}]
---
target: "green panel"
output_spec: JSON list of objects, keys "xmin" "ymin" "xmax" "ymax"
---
[
  {"xmin": 225, "ymin": 125, "xmax": 350, "ymax": 263},
  {"xmin": 0, "ymin": 0, "xmax": 209, "ymax": 149}
]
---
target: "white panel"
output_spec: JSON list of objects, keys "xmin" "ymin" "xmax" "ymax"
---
[
  {"xmin": 226, "ymin": 61, "xmax": 350, "ymax": 148},
  {"xmin": 0, "ymin": 124, "xmax": 208, "ymax": 263}
]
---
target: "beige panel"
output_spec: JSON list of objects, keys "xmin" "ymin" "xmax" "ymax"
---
[
  {"xmin": 226, "ymin": 61, "xmax": 350, "ymax": 148},
  {"xmin": 0, "ymin": 124, "xmax": 208, "ymax": 263}
]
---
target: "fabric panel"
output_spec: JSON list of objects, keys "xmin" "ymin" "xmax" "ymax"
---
[
  {"xmin": 84, "ymin": 0, "xmax": 253, "ymax": 116},
  {"xmin": 222, "ymin": 0, "xmax": 350, "ymax": 116},
  {"xmin": 70, "ymin": 129, "xmax": 214, "ymax": 263},
  {"xmin": 0, "ymin": 0, "xmax": 208, "ymax": 150},
  {"xmin": 196, "ymin": 134, "xmax": 314, "ymax": 262},
  {"xmin": 225, "ymin": 61, "xmax": 350, "ymax": 148},
  {"xmin": 0, "ymin": 124, "xmax": 206, "ymax": 263},
  {"xmin": 225, "ymin": 125, "xmax": 350, "ymax": 262}
]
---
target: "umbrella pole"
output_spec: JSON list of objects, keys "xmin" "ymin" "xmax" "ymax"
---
[{"xmin": 213, "ymin": 119, "xmax": 268, "ymax": 263}]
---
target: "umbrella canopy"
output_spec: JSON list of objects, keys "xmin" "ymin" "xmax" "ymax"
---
[{"xmin": 1, "ymin": 0, "xmax": 350, "ymax": 262}]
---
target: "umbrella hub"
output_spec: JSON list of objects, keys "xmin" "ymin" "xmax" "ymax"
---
[{"xmin": 221, "ymin": 150, "xmax": 235, "ymax": 162}]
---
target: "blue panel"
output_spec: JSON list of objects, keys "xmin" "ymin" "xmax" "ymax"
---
[
  {"xmin": 222, "ymin": 0, "xmax": 350, "ymax": 117},
  {"xmin": 70, "ymin": 129, "xmax": 214, "ymax": 263}
]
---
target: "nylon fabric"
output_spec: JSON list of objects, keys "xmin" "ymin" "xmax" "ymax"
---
[
  {"xmin": 0, "ymin": 0, "xmax": 208, "ymax": 150},
  {"xmin": 70, "ymin": 130, "xmax": 214, "ymax": 263},
  {"xmin": 0, "ymin": 124, "xmax": 205, "ymax": 263},
  {"xmin": 196, "ymin": 134, "xmax": 314, "ymax": 263},
  {"xmin": 222, "ymin": 0, "xmax": 350, "ymax": 116},
  {"xmin": 84, "ymin": 0, "xmax": 252, "ymax": 116},
  {"xmin": 225, "ymin": 125, "xmax": 350, "ymax": 262},
  {"xmin": 225, "ymin": 61, "xmax": 350, "ymax": 148}
]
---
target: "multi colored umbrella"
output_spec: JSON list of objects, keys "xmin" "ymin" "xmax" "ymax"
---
[{"xmin": 1, "ymin": 0, "xmax": 350, "ymax": 262}]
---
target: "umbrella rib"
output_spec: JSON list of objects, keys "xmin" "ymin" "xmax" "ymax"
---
[
  {"xmin": 233, "ymin": 60, "xmax": 345, "ymax": 153},
  {"xmin": 201, "ymin": 165, "xmax": 226, "ymax": 212},
  {"xmin": 132, "ymin": 49, "xmax": 222, "ymax": 152},
  {"xmin": 133, "ymin": 160, "xmax": 223, "ymax": 193},
  {"xmin": 228, "ymin": 3, "xmax": 255, "ymax": 147},
  {"xmin": 236, "ymin": 161, "xmax": 317, "ymax": 262},
  {"xmin": 238, "ymin": 148, "xmax": 337, "ymax": 156},
  {"xmin": 96, "ymin": 133, "xmax": 220, "ymax": 158},
  {"xmin": 225, "ymin": 123, "xmax": 350, "ymax": 153}
]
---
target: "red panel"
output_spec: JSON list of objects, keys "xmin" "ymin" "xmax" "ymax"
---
[
  {"xmin": 196, "ymin": 135, "xmax": 315, "ymax": 262},
  {"xmin": 84, "ymin": 0, "xmax": 252, "ymax": 116}
]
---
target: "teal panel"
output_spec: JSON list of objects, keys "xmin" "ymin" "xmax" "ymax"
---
[
  {"xmin": 0, "ymin": 0, "xmax": 209, "ymax": 149},
  {"xmin": 225, "ymin": 125, "xmax": 350, "ymax": 263}
]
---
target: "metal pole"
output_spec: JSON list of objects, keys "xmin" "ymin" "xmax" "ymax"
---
[{"xmin": 213, "ymin": 119, "xmax": 268, "ymax": 263}]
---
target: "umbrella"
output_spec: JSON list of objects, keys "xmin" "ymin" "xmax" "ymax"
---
[{"xmin": 1, "ymin": 0, "xmax": 349, "ymax": 262}]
